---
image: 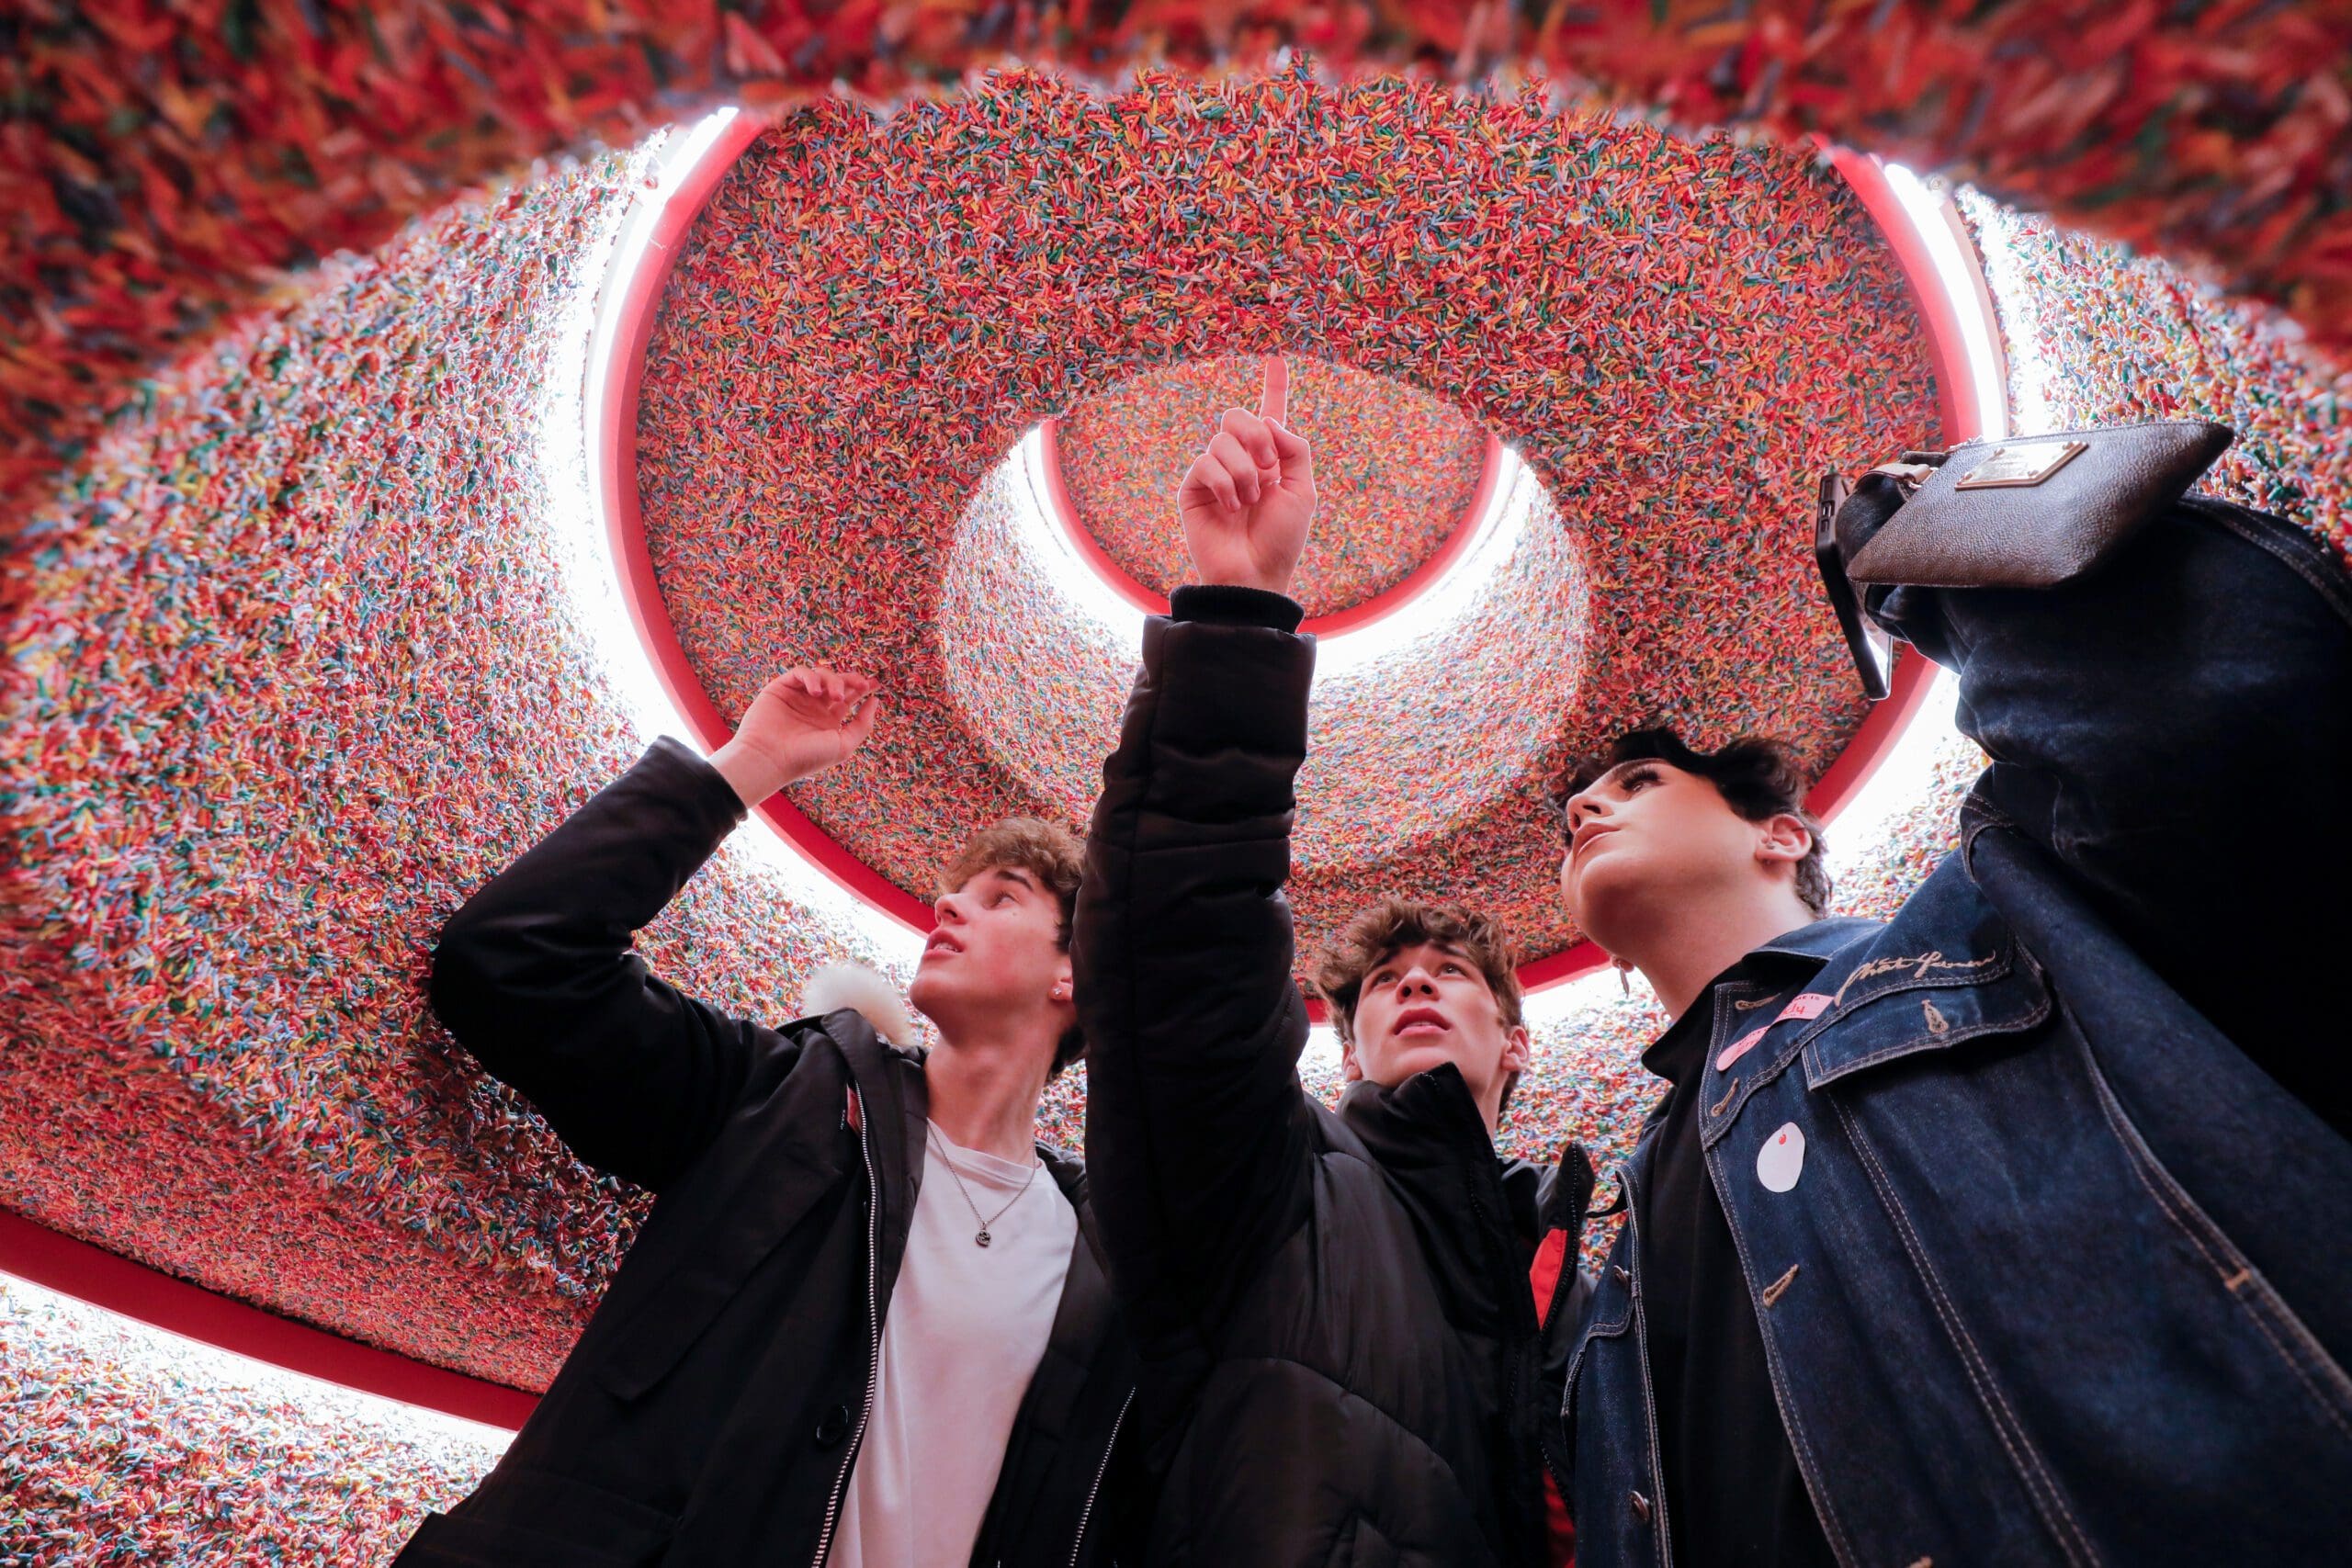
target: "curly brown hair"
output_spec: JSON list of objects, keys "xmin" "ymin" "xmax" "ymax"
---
[
  {"xmin": 1313, "ymin": 897, "xmax": 1527, "ymax": 1110},
  {"xmin": 941, "ymin": 818, "xmax": 1088, "ymax": 1074}
]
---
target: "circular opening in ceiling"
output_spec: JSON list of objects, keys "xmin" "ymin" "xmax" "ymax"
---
[
  {"xmin": 616, "ymin": 80, "xmax": 1965, "ymax": 980},
  {"xmin": 1045, "ymin": 354, "xmax": 1504, "ymax": 632},
  {"xmin": 938, "ymin": 405, "xmax": 1581, "ymax": 863}
]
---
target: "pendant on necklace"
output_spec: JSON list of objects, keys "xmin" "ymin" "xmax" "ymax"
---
[{"xmin": 976, "ymin": 1230, "xmax": 992, "ymax": 1248}]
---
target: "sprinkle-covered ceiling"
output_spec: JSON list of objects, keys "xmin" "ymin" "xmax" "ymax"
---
[
  {"xmin": 7, "ymin": 1, "xmax": 2346, "ymax": 534},
  {"xmin": 634, "ymin": 72, "xmax": 1941, "ymax": 964},
  {"xmin": 2, "ymin": 7, "xmax": 2349, "ymax": 1542},
  {"xmin": 1057, "ymin": 354, "xmax": 1491, "ymax": 617}
]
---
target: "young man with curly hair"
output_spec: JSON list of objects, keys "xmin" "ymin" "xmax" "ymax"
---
[{"xmin": 1075, "ymin": 391, "xmax": 1592, "ymax": 1568}]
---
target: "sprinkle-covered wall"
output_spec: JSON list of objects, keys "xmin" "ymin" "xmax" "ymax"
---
[
  {"xmin": 2, "ymin": 4, "xmax": 2346, "ymax": 1554},
  {"xmin": 1, "ymin": 63, "xmax": 1955, "ymax": 1404},
  {"xmin": 1, "ymin": 139, "xmax": 894, "ymax": 1390},
  {"xmin": 1964, "ymin": 192, "xmax": 2352, "ymax": 566},
  {"xmin": 7, "ymin": 1, "xmax": 2346, "ymax": 531},
  {"xmin": 0, "ymin": 1277, "xmax": 503, "ymax": 1566},
  {"xmin": 634, "ymin": 72, "xmax": 1940, "ymax": 966}
]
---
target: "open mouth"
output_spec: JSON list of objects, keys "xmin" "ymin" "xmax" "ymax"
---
[
  {"xmin": 922, "ymin": 931, "xmax": 963, "ymax": 959},
  {"xmin": 1393, "ymin": 1007, "xmax": 1451, "ymax": 1038}
]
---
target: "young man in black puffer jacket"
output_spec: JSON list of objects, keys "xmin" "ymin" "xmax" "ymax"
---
[{"xmin": 1075, "ymin": 387, "xmax": 1587, "ymax": 1568}]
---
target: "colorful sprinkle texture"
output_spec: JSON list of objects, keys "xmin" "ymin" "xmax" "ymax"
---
[
  {"xmin": 5, "ymin": 3, "xmax": 2346, "ymax": 537},
  {"xmin": 5, "ymin": 59, "xmax": 2337, "ymax": 1555},
  {"xmin": 637, "ymin": 70, "xmax": 1941, "ymax": 966},
  {"xmin": 2, "ymin": 140, "xmax": 886, "ymax": 1391},
  {"xmin": 1058, "ymin": 353, "xmax": 1488, "ymax": 616},
  {"xmin": 0, "ymin": 1277, "xmax": 503, "ymax": 1566},
  {"xmin": 1964, "ymin": 190, "xmax": 2351, "ymax": 567}
]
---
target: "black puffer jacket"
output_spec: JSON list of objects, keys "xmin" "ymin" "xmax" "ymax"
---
[
  {"xmin": 396, "ymin": 739, "xmax": 1142, "ymax": 1568},
  {"xmin": 1076, "ymin": 588, "xmax": 1589, "ymax": 1568}
]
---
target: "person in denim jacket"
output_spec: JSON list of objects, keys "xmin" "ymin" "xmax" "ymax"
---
[{"xmin": 1553, "ymin": 466, "xmax": 2352, "ymax": 1566}]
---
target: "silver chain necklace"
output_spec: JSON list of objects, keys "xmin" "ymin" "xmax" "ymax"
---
[{"xmin": 926, "ymin": 1122, "xmax": 1040, "ymax": 1248}]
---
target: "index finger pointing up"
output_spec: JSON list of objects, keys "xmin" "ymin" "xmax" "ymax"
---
[{"xmin": 1259, "ymin": 355, "xmax": 1288, "ymax": 425}]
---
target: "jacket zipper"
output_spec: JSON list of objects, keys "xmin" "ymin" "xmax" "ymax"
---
[
  {"xmin": 1454, "ymin": 1107, "xmax": 1540, "ymax": 1560},
  {"xmin": 1538, "ymin": 1164, "xmax": 1614, "ymax": 1507},
  {"xmin": 1066, "ymin": 1388, "xmax": 1136, "ymax": 1568},
  {"xmin": 1537, "ymin": 1247, "xmax": 1575, "ymax": 1504},
  {"xmin": 811, "ymin": 1086, "xmax": 883, "ymax": 1568}
]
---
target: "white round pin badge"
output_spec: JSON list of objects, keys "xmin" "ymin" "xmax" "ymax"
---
[{"xmin": 1757, "ymin": 1123, "xmax": 1806, "ymax": 1192}]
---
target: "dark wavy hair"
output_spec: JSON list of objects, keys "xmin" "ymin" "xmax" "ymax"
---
[{"xmin": 1560, "ymin": 728, "xmax": 1832, "ymax": 917}]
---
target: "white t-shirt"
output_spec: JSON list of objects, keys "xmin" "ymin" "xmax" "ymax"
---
[{"xmin": 827, "ymin": 1123, "xmax": 1076, "ymax": 1568}]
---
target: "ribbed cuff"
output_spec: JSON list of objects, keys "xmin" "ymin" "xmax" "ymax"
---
[
  {"xmin": 648, "ymin": 735, "xmax": 752, "ymax": 829},
  {"xmin": 1168, "ymin": 583, "xmax": 1306, "ymax": 633}
]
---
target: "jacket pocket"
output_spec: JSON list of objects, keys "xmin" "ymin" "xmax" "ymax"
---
[
  {"xmin": 1800, "ymin": 941, "xmax": 2051, "ymax": 1090},
  {"xmin": 396, "ymin": 1468, "xmax": 673, "ymax": 1567},
  {"xmin": 593, "ymin": 1138, "xmax": 842, "ymax": 1401},
  {"xmin": 1557, "ymin": 1234, "xmax": 1635, "ymax": 1499}
]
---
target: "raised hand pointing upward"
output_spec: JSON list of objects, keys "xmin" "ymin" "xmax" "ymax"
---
[{"xmin": 1177, "ymin": 355, "xmax": 1317, "ymax": 597}]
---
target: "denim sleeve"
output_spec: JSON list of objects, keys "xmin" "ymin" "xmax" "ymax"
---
[{"xmin": 1866, "ymin": 493, "xmax": 2352, "ymax": 1083}]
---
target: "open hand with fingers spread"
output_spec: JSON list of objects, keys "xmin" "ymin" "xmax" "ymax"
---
[
  {"xmin": 709, "ymin": 667, "xmax": 884, "ymax": 807},
  {"xmin": 1177, "ymin": 358, "xmax": 1317, "ymax": 597}
]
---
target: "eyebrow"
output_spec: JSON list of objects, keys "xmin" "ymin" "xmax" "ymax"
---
[
  {"xmin": 986, "ymin": 866, "xmax": 1039, "ymax": 893},
  {"xmin": 1370, "ymin": 944, "xmax": 1471, "ymax": 975}
]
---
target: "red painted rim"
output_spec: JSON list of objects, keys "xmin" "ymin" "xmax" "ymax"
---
[
  {"xmin": 605, "ymin": 128, "xmax": 1981, "ymax": 991},
  {"xmin": 0, "ymin": 1208, "xmax": 537, "ymax": 1430},
  {"xmin": 597, "ymin": 112, "xmax": 934, "ymax": 933}
]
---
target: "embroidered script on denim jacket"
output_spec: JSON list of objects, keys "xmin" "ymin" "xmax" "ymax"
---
[{"xmin": 1832, "ymin": 950, "xmax": 1998, "ymax": 1007}]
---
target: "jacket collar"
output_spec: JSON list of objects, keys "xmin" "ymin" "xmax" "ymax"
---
[
  {"xmin": 1338, "ymin": 1060, "xmax": 1495, "ymax": 1169},
  {"xmin": 1752, "ymin": 916, "xmax": 1882, "ymax": 964},
  {"xmin": 1640, "ymin": 919, "xmax": 1881, "ymax": 1087},
  {"xmin": 1338, "ymin": 1064, "xmax": 1540, "ymax": 1327},
  {"xmin": 828, "ymin": 1017, "xmax": 1096, "ymax": 1213}
]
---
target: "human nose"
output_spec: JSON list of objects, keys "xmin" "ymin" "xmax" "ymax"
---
[
  {"xmin": 933, "ymin": 890, "xmax": 966, "ymax": 924},
  {"xmin": 1566, "ymin": 791, "xmax": 1607, "ymax": 835}
]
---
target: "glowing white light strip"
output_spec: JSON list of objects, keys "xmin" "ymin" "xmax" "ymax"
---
[
  {"xmin": 1315, "ymin": 448, "xmax": 1536, "ymax": 680},
  {"xmin": 1013, "ymin": 427, "xmax": 1147, "ymax": 647},
  {"xmin": 0, "ymin": 1272, "xmax": 517, "ymax": 1450},
  {"xmin": 1013, "ymin": 427, "xmax": 1537, "ymax": 682},
  {"xmin": 1820, "ymin": 667, "xmax": 1962, "ymax": 878},
  {"xmin": 1958, "ymin": 190, "xmax": 2058, "ymax": 436},
  {"xmin": 558, "ymin": 109, "xmax": 923, "ymax": 966},
  {"xmin": 559, "ymin": 121, "xmax": 1990, "ymax": 984},
  {"xmin": 1883, "ymin": 164, "xmax": 2008, "ymax": 443}
]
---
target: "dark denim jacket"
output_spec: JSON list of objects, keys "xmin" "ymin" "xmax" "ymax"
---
[{"xmin": 1565, "ymin": 497, "xmax": 2352, "ymax": 1567}]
